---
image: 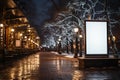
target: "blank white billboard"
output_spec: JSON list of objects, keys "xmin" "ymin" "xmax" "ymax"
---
[{"xmin": 86, "ymin": 21, "xmax": 108, "ymax": 55}]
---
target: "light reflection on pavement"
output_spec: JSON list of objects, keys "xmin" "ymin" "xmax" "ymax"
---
[{"xmin": 0, "ymin": 52, "xmax": 120, "ymax": 80}]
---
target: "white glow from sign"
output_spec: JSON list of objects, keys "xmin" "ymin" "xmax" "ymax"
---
[{"xmin": 86, "ymin": 21, "xmax": 107, "ymax": 55}]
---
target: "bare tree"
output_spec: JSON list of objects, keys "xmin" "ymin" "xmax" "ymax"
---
[{"xmin": 42, "ymin": 0, "xmax": 119, "ymax": 54}]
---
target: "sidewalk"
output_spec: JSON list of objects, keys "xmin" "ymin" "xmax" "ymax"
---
[
  {"xmin": 0, "ymin": 52, "xmax": 120, "ymax": 80},
  {"xmin": 51, "ymin": 51, "xmax": 120, "ymax": 59}
]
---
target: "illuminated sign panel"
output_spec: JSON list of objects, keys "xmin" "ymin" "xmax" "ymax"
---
[
  {"xmin": 85, "ymin": 21, "xmax": 108, "ymax": 56},
  {"xmin": 16, "ymin": 40, "xmax": 21, "ymax": 47}
]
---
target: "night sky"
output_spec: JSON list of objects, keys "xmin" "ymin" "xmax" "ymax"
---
[{"xmin": 14, "ymin": 0, "xmax": 68, "ymax": 35}]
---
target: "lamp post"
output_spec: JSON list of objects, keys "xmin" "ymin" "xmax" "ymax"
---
[
  {"xmin": 70, "ymin": 40, "xmax": 73, "ymax": 53},
  {"xmin": 58, "ymin": 37, "xmax": 61, "ymax": 54},
  {"xmin": 66, "ymin": 37, "xmax": 69, "ymax": 54},
  {"xmin": 0, "ymin": 24, "xmax": 4, "ymax": 27},
  {"xmin": 23, "ymin": 36, "xmax": 27, "ymax": 48},
  {"xmin": 36, "ymin": 36, "xmax": 40, "ymax": 49},
  {"xmin": 0, "ymin": 24, "xmax": 4, "ymax": 53},
  {"xmin": 74, "ymin": 27, "xmax": 79, "ymax": 58},
  {"xmin": 20, "ymin": 33, "xmax": 23, "ymax": 48},
  {"xmin": 0, "ymin": 23, "xmax": 7, "ymax": 60},
  {"xmin": 110, "ymin": 35, "xmax": 118, "ymax": 57},
  {"xmin": 79, "ymin": 34, "xmax": 83, "ymax": 57},
  {"xmin": 0, "ymin": 24, "xmax": 4, "ymax": 48},
  {"xmin": 10, "ymin": 28, "xmax": 15, "ymax": 50}
]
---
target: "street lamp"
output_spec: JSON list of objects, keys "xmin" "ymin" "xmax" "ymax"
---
[
  {"xmin": 36, "ymin": 36, "xmax": 40, "ymax": 49},
  {"xmin": 74, "ymin": 27, "xmax": 79, "ymax": 58},
  {"xmin": 24, "ymin": 36, "xmax": 27, "ymax": 39},
  {"xmin": 70, "ymin": 40, "xmax": 74, "ymax": 53},
  {"xmin": 74, "ymin": 28, "xmax": 79, "ymax": 33},
  {"xmin": 79, "ymin": 34, "xmax": 83, "ymax": 57},
  {"xmin": 11, "ymin": 28, "xmax": 15, "ymax": 32},
  {"xmin": 112, "ymin": 36, "xmax": 116, "ymax": 42},
  {"xmin": 10, "ymin": 28, "xmax": 15, "ymax": 50},
  {"xmin": 0, "ymin": 24, "xmax": 6, "ymax": 52},
  {"xmin": 58, "ymin": 37, "xmax": 61, "ymax": 54},
  {"xmin": 0, "ymin": 24, "xmax": 4, "ymax": 27},
  {"xmin": 111, "ymin": 35, "xmax": 118, "ymax": 56},
  {"xmin": 109, "ymin": 34, "xmax": 118, "ymax": 56},
  {"xmin": 20, "ymin": 33, "xmax": 23, "ymax": 37},
  {"xmin": 0, "ymin": 24, "xmax": 4, "ymax": 49},
  {"xmin": 66, "ymin": 37, "xmax": 69, "ymax": 54}
]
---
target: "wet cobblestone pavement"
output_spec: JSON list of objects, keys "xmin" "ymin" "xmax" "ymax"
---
[{"xmin": 0, "ymin": 52, "xmax": 120, "ymax": 80}]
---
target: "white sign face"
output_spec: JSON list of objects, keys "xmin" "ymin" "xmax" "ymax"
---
[{"xmin": 86, "ymin": 21, "xmax": 108, "ymax": 55}]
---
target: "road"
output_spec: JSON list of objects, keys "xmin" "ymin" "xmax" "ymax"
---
[{"xmin": 0, "ymin": 52, "xmax": 120, "ymax": 80}]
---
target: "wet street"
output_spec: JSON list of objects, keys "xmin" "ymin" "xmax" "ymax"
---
[{"xmin": 0, "ymin": 52, "xmax": 120, "ymax": 80}]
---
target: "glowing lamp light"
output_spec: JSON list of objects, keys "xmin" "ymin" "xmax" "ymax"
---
[
  {"xmin": 0, "ymin": 24, "xmax": 4, "ymax": 27},
  {"xmin": 28, "ymin": 29, "xmax": 31, "ymax": 32},
  {"xmin": 57, "ymin": 41, "xmax": 59, "ymax": 44},
  {"xmin": 74, "ymin": 27, "xmax": 79, "ymax": 33},
  {"xmin": 36, "ymin": 36, "xmax": 40, "ymax": 39},
  {"xmin": 113, "ymin": 36, "xmax": 116, "ymax": 41},
  {"xmin": 24, "ymin": 36, "xmax": 27, "ymax": 39},
  {"xmin": 11, "ymin": 28, "xmax": 15, "ymax": 32},
  {"xmin": 79, "ymin": 34, "xmax": 83, "ymax": 38},
  {"xmin": 27, "ymin": 25, "xmax": 30, "ymax": 27},
  {"xmin": 28, "ymin": 38, "xmax": 31, "ymax": 41},
  {"xmin": 20, "ymin": 33, "xmax": 23, "ymax": 36},
  {"xmin": 58, "ymin": 38, "xmax": 61, "ymax": 41}
]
